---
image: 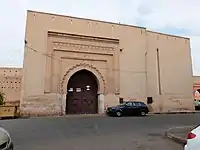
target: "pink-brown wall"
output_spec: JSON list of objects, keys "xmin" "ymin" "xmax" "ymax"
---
[
  {"xmin": 0, "ymin": 67, "xmax": 22, "ymax": 104},
  {"xmin": 20, "ymin": 10, "xmax": 194, "ymax": 115},
  {"xmin": 193, "ymin": 76, "xmax": 200, "ymax": 99}
]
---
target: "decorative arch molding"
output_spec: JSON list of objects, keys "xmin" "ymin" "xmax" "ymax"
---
[{"xmin": 60, "ymin": 63, "xmax": 106, "ymax": 94}]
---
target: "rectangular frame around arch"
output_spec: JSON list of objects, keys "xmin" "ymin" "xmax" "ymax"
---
[{"xmin": 44, "ymin": 31, "xmax": 120, "ymax": 95}]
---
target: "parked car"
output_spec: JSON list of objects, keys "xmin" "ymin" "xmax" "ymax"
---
[
  {"xmin": 194, "ymin": 99, "xmax": 200, "ymax": 110},
  {"xmin": 184, "ymin": 125, "xmax": 200, "ymax": 150},
  {"xmin": 106, "ymin": 101, "xmax": 149, "ymax": 117},
  {"xmin": 0, "ymin": 127, "xmax": 13, "ymax": 150}
]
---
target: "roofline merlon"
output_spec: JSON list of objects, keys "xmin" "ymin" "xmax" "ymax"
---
[
  {"xmin": 27, "ymin": 10, "xmax": 146, "ymax": 30},
  {"xmin": 27, "ymin": 10, "xmax": 190, "ymax": 40},
  {"xmin": 0, "ymin": 67, "xmax": 23, "ymax": 69},
  {"xmin": 147, "ymin": 30, "xmax": 190, "ymax": 40}
]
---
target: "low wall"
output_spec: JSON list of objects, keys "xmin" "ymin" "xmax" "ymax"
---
[
  {"xmin": 20, "ymin": 93, "xmax": 194, "ymax": 116},
  {"xmin": 149, "ymin": 95, "xmax": 194, "ymax": 112},
  {"xmin": 20, "ymin": 93, "xmax": 62, "ymax": 116}
]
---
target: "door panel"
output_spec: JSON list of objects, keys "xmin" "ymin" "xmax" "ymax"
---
[
  {"xmin": 124, "ymin": 102, "xmax": 133, "ymax": 115},
  {"xmin": 66, "ymin": 70, "xmax": 98, "ymax": 114},
  {"xmin": 131, "ymin": 102, "xmax": 138, "ymax": 115}
]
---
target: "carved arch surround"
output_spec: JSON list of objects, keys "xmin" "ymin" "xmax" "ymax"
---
[{"xmin": 60, "ymin": 63, "xmax": 106, "ymax": 94}]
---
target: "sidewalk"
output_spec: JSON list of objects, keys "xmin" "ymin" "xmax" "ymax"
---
[
  {"xmin": 165, "ymin": 126, "xmax": 195, "ymax": 145},
  {"xmin": 26, "ymin": 113, "xmax": 106, "ymax": 119},
  {"xmin": 18, "ymin": 110, "xmax": 200, "ymax": 119}
]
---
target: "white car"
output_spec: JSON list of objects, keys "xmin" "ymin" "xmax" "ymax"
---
[
  {"xmin": 185, "ymin": 125, "xmax": 200, "ymax": 150},
  {"xmin": 0, "ymin": 127, "xmax": 13, "ymax": 150}
]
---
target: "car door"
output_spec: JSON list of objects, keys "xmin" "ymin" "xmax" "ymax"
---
[
  {"xmin": 131, "ymin": 102, "xmax": 138, "ymax": 115},
  {"xmin": 123, "ymin": 102, "xmax": 133, "ymax": 116}
]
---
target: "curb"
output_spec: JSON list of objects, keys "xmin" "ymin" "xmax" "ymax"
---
[
  {"xmin": 4, "ymin": 111, "xmax": 199, "ymax": 119},
  {"xmin": 165, "ymin": 130, "xmax": 187, "ymax": 145},
  {"xmin": 1, "ymin": 114, "xmax": 107, "ymax": 120},
  {"xmin": 24, "ymin": 114, "xmax": 107, "ymax": 119},
  {"xmin": 152, "ymin": 111, "xmax": 200, "ymax": 115},
  {"xmin": 165, "ymin": 126, "xmax": 194, "ymax": 145}
]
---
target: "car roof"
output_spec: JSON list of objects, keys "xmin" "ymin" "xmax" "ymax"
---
[
  {"xmin": 136, "ymin": 101, "xmax": 145, "ymax": 103},
  {"xmin": 126, "ymin": 101, "xmax": 145, "ymax": 103}
]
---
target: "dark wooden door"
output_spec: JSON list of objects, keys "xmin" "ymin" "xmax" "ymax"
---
[{"xmin": 66, "ymin": 70, "xmax": 98, "ymax": 114}]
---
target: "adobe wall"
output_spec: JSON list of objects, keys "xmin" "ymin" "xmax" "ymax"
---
[
  {"xmin": 21, "ymin": 10, "xmax": 147, "ymax": 115},
  {"xmin": 193, "ymin": 76, "xmax": 200, "ymax": 99},
  {"xmin": 0, "ymin": 67, "xmax": 22, "ymax": 105},
  {"xmin": 20, "ymin": 10, "xmax": 194, "ymax": 115},
  {"xmin": 146, "ymin": 31, "xmax": 194, "ymax": 112}
]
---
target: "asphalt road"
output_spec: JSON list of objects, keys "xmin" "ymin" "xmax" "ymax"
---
[{"xmin": 1, "ymin": 114, "xmax": 200, "ymax": 150}]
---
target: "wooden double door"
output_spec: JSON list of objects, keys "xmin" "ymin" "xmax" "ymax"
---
[{"xmin": 66, "ymin": 70, "xmax": 98, "ymax": 114}]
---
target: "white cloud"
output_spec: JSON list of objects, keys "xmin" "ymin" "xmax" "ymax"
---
[
  {"xmin": 131, "ymin": 0, "xmax": 200, "ymax": 31},
  {"xmin": 0, "ymin": 0, "xmax": 199, "ymax": 75}
]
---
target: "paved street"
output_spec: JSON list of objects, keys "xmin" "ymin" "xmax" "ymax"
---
[{"xmin": 1, "ymin": 114, "xmax": 200, "ymax": 150}]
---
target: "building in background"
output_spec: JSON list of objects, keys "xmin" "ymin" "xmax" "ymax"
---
[
  {"xmin": 193, "ymin": 76, "xmax": 200, "ymax": 100},
  {"xmin": 17, "ymin": 10, "xmax": 194, "ymax": 116},
  {"xmin": 0, "ymin": 67, "xmax": 22, "ymax": 105}
]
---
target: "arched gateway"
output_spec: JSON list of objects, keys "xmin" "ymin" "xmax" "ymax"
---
[
  {"xmin": 61, "ymin": 63, "xmax": 106, "ymax": 114},
  {"xmin": 66, "ymin": 69, "xmax": 99, "ymax": 114}
]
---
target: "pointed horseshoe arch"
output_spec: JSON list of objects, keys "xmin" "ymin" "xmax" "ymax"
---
[{"xmin": 61, "ymin": 63, "xmax": 106, "ymax": 94}]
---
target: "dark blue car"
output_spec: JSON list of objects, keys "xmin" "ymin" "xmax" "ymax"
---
[{"xmin": 106, "ymin": 101, "xmax": 149, "ymax": 117}]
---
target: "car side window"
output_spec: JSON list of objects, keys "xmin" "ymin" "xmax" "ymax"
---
[
  {"xmin": 133, "ymin": 102, "xmax": 139, "ymax": 107},
  {"xmin": 141, "ymin": 102, "xmax": 147, "ymax": 106},
  {"xmin": 132, "ymin": 102, "xmax": 136, "ymax": 107},
  {"xmin": 126, "ymin": 102, "xmax": 132, "ymax": 107},
  {"xmin": 134, "ymin": 102, "xmax": 145, "ymax": 107}
]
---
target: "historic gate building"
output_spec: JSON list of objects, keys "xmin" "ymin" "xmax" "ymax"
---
[{"xmin": 20, "ymin": 10, "xmax": 194, "ymax": 116}]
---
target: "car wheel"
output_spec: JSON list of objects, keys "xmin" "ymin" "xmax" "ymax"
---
[
  {"xmin": 140, "ymin": 111, "xmax": 146, "ymax": 116},
  {"xmin": 116, "ymin": 111, "xmax": 122, "ymax": 117}
]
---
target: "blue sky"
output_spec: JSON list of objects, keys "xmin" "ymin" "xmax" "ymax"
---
[{"xmin": 0, "ymin": 0, "xmax": 200, "ymax": 75}]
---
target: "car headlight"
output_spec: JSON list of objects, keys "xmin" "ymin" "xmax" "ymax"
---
[
  {"xmin": 0, "ymin": 141, "xmax": 8, "ymax": 149},
  {"xmin": 110, "ymin": 108, "xmax": 116, "ymax": 111}
]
